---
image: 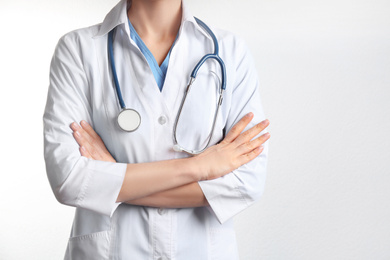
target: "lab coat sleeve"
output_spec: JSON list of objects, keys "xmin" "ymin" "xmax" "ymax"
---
[
  {"xmin": 198, "ymin": 38, "xmax": 269, "ymax": 224},
  {"xmin": 43, "ymin": 33, "xmax": 127, "ymax": 217}
]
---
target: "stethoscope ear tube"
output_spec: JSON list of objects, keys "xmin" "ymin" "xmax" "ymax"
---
[
  {"xmin": 192, "ymin": 17, "xmax": 227, "ymax": 91},
  {"xmin": 173, "ymin": 77, "xmax": 224, "ymax": 155},
  {"xmin": 190, "ymin": 54, "xmax": 226, "ymax": 91},
  {"xmin": 108, "ymin": 29, "xmax": 126, "ymax": 109},
  {"xmin": 172, "ymin": 18, "xmax": 227, "ymax": 155}
]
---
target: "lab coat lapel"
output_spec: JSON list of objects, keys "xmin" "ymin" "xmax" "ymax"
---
[
  {"xmin": 123, "ymin": 39, "xmax": 166, "ymax": 119},
  {"xmin": 124, "ymin": 35, "xmax": 186, "ymax": 122},
  {"xmin": 161, "ymin": 36, "xmax": 186, "ymax": 119}
]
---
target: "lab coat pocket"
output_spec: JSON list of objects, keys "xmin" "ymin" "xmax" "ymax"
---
[{"xmin": 67, "ymin": 230, "xmax": 112, "ymax": 260}]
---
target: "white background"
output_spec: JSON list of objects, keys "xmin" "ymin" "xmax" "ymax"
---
[{"xmin": 1, "ymin": 0, "xmax": 389, "ymax": 259}]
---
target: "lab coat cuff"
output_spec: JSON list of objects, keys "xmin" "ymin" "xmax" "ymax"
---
[
  {"xmin": 198, "ymin": 173, "xmax": 248, "ymax": 224},
  {"xmin": 76, "ymin": 160, "xmax": 127, "ymax": 217},
  {"xmin": 110, "ymin": 201, "xmax": 123, "ymax": 218}
]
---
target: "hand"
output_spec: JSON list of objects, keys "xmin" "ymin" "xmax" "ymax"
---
[
  {"xmin": 194, "ymin": 112, "xmax": 270, "ymax": 181},
  {"xmin": 70, "ymin": 120, "xmax": 116, "ymax": 163}
]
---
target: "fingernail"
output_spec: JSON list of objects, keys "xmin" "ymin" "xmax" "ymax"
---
[
  {"xmin": 80, "ymin": 146, "xmax": 86, "ymax": 152},
  {"xmin": 81, "ymin": 120, "xmax": 88, "ymax": 126},
  {"xmin": 75, "ymin": 131, "xmax": 80, "ymax": 137},
  {"xmin": 264, "ymin": 132, "xmax": 270, "ymax": 138},
  {"xmin": 71, "ymin": 122, "xmax": 80, "ymax": 129},
  {"xmin": 246, "ymin": 112, "xmax": 253, "ymax": 117}
]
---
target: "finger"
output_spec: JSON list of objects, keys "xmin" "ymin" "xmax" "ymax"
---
[
  {"xmin": 73, "ymin": 130, "xmax": 104, "ymax": 160},
  {"xmin": 81, "ymin": 139, "xmax": 103, "ymax": 160},
  {"xmin": 73, "ymin": 122, "xmax": 95, "ymax": 145},
  {"xmin": 234, "ymin": 119, "xmax": 270, "ymax": 145},
  {"xmin": 222, "ymin": 112, "xmax": 254, "ymax": 144},
  {"xmin": 71, "ymin": 122, "xmax": 93, "ymax": 146},
  {"xmin": 80, "ymin": 121, "xmax": 101, "ymax": 142},
  {"xmin": 71, "ymin": 122, "xmax": 104, "ymax": 152},
  {"xmin": 72, "ymin": 127, "xmax": 89, "ymax": 149},
  {"xmin": 237, "ymin": 132, "xmax": 270, "ymax": 154},
  {"xmin": 80, "ymin": 120, "xmax": 108, "ymax": 151},
  {"xmin": 80, "ymin": 146, "xmax": 93, "ymax": 159},
  {"xmin": 71, "ymin": 121, "xmax": 115, "ymax": 161},
  {"xmin": 70, "ymin": 122, "xmax": 81, "ymax": 132},
  {"xmin": 239, "ymin": 146, "xmax": 264, "ymax": 165}
]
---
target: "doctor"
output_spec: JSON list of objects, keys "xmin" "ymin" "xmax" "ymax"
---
[{"xmin": 43, "ymin": 0, "xmax": 270, "ymax": 259}]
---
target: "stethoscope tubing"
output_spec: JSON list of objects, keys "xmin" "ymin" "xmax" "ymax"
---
[
  {"xmin": 108, "ymin": 29, "xmax": 126, "ymax": 109},
  {"xmin": 190, "ymin": 54, "xmax": 226, "ymax": 91},
  {"xmin": 191, "ymin": 17, "xmax": 227, "ymax": 91},
  {"xmin": 108, "ymin": 17, "xmax": 226, "ymax": 155},
  {"xmin": 173, "ymin": 77, "xmax": 224, "ymax": 155}
]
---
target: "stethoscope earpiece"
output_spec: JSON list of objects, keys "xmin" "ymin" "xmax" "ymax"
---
[{"xmin": 172, "ymin": 145, "xmax": 183, "ymax": 152}]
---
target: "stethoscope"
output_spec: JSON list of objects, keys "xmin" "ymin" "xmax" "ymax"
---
[{"xmin": 108, "ymin": 17, "xmax": 226, "ymax": 155}]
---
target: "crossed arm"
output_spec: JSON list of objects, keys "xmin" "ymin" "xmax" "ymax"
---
[{"xmin": 70, "ymin": 113, "xmax": 270, "ymax": 208}]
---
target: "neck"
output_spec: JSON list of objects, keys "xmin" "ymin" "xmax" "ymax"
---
[{"xmin": 128, "ymin": 0, "xmax": 182, "ymax": 40}]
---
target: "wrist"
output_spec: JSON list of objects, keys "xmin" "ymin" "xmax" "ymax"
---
[{"xmin": 185, "ymin": 156, "xmax": 206, "ymax": 182}]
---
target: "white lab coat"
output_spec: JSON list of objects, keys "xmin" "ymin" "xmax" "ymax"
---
[{"xmin": 43, "ymin": 0, "xmax": 268, "ymax": 259}]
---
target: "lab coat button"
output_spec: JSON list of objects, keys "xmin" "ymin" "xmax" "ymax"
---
[
  {"xmin": 158, "ymin": 116, "xmax": 167, "ymax": 125},
  {"xmin": 158, "ymin": 208, "xmax": 165, "ymax": 215}
]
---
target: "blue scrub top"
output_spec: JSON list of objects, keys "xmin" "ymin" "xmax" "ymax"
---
[{"xmin": 128, "ymin": 19, "xmax": 177, "ymax": 91}]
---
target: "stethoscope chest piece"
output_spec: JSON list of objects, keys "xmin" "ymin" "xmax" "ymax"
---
[{"xmin": 117, "ymin": 109, "xmax": 141, "ymax": 132}]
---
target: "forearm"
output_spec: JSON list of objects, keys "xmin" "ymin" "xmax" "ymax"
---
[
  {"xmin": 125, "ymin": 182, "xmax": 209, "ymax": 208},
  {"xmin": 72, "ymin": 114, "xmax": 269, "ymax": 207},
  {"xmin": 116, "ymin": 157, "xmax": 201, "ymax": 202}
]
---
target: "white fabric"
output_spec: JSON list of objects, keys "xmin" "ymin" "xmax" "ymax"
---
[{"xmin": 43, "ymin": 0, "xmax": 269, "ymax": 259}]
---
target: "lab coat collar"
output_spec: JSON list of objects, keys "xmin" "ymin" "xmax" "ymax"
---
[
  {"xmin": 94, "ymin": 0, "xmax": 129, "ymax": 38},
  {"xmin": 181, "ymin": 0, "xmax": 212, "ymax": 40},
  {"xmin": 94, "ymin": 0, "xmax": 211, "ymax": 40}
]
